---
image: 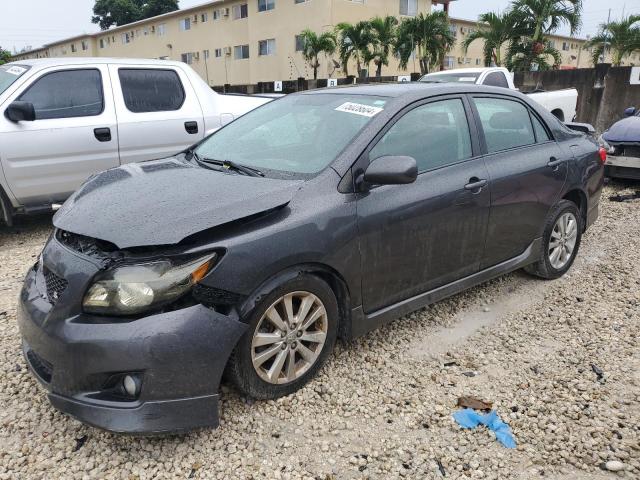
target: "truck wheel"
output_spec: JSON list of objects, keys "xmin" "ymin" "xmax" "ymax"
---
[
  {"xmin": 525, "ymin": 200, "xmax": 582, "ymax": 280},
  {"xmin": 227, "ymin": 274, "xmax": 338, "ymax": 399}
]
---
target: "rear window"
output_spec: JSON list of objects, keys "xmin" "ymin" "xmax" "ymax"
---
[
  {"xmin": 0, "ymin": 64, "xmax": 30, "ymax": 96},
  {"xmin": 118, "ymin": 68, "xmax": 185, "ymax": 113}
]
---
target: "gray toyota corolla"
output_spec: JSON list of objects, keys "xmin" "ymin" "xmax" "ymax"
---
[{"xmin": 18, "ymin": 84, "xmax": 604, "ymax": 434}]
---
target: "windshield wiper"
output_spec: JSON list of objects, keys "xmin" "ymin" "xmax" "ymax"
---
[{"xmin": 199, "ymin": 158, "xmax": 265, "ymax": 177}]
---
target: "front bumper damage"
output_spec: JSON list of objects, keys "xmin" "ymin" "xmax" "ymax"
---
[
  {"xmin": 17, "ymin": 235, "xmax": 247, "ymax": 435},
  {"xmin": 605, "ymin": 155, "xmax": 640, "ymax": 180}
]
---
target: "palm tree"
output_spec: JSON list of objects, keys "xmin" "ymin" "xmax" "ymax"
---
[
  {"xmin": 395, "ymin": 11, "xmax": 455, "ymax": 75},
  {"xmin": 336, "ymin": 21, "xmax": 374, "ymax": 77},
  {"xmin": 298, "ymin": 29, "xmax": 337, "ymax": 79},
  {"xmin": 463, "ymin": 10, "xmax": 522, "ymax": 67},
  {"xmin": 508, "ymin": 0, "xmax": 583, "ymax": 70},
  {"xmin": 585, "ymin": 15, "xmax": 640, "ymax": 66},
  {"xmin": 369, "ymin": 16, "xmax": 399, "ymax": 77}
]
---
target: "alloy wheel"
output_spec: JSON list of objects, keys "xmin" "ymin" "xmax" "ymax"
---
[
  {"xmin": 548, "ymin": 212, "xmax": 578, "ymax": 270},
  {"xmin": 251, "ymin": 291, "xmax": 328, "ymax": 385}
]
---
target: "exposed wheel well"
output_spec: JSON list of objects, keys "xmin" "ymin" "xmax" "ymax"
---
[
  {"xmin": 562, "ymin": 189, "xmax": 587, "ymax": 229},
  {"xmin": 0, "ymin": 186, "xmax": 13, "ymax": 227},
  {"xmin": 551, "ymin": 109, "xmax": 565, "ymax": 122}
]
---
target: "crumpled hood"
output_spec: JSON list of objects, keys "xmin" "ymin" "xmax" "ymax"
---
[
  {"xmin": 603, "ymin": 115, "xmax": 640, "ymax": 144},
  {"xmin": 54, "ymin": 157, "xmax": 303, "ymax": 249}
]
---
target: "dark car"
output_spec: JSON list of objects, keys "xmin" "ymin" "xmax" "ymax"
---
[
  {"xmin": 18, "ymin": 84, "xmax": 605, "ymax": 434},
  {"xmin": 601, "ymin": 106, "xmax": 640, "ymax": 180}
]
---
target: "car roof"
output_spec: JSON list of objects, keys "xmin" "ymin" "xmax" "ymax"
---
[
  {"xmin": 9, "ymin": 57, "xmax": 186, "ymax": 69},
  {"xmin": 299, "ymin": 82, "xmax": 522, "ymax": 100}
]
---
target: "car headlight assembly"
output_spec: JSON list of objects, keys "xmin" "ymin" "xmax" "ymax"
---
[
  {"xmin": 598, "ymin": 134, "xmax": 615, "ymax": 154},
  {"xmin": 83, "ymin": 254, "xmax": 216, "ymax": 316}
]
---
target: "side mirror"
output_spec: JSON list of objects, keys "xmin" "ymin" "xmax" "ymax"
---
[
  {"xmin": 5, "ymin": 101, "xmax": 36, "ymax": 122},
  {"xmin": 623, "ymin": 106, "xmax": 636, "ymax": 117},
  {"xmin": 363, "ymin": 155, "xmax": 418, "ymax": 186}
]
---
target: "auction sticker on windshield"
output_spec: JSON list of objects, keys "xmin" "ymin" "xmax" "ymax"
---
[
  {"xmin": 5, "ymin": 66, "xmax": 27, "ymax": 76},
  {"xmin": 335, "ymin": 102, "xmax": 384, "ymax": 117}
]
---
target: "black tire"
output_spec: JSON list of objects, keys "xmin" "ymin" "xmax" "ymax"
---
[
  {"xmin": 525, "ymin": 200, "xmax": 582, "ymax": 280},
  {"xmin": 226, "ymin": 274, "xmax": 338, "ymax": 399}
]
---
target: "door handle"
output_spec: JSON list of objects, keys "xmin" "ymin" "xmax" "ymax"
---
[
  {"xmin": 185, "ymin": 121, "xmax": 199, "ymax": 134},
  {"xmin": 94, "ymin": 127, "xmax": 111, "ymax": 142},
  {"xmin": 464, "ymin": 178, "xmax": 488, "ymax": 192},
  {"xmin": 548, "ymin": 157, "xmax": 564, "ymax": 170}
]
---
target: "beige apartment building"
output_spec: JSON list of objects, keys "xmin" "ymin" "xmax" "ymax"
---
[{"xmin": 12, "ymin": 0, "xmax": 636, "ymax": 86}]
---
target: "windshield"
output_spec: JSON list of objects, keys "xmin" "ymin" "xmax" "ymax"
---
[
  {"xmin": 0, "ymin": 64, "xmax": 30, "ymax": 96},
  {"xmin": 196, "ymin": 93, "xmax": 388, "ymax": 177},
  {"xmin": 420, "ymin": 72, "xmax": 479, "ymax": 84}
]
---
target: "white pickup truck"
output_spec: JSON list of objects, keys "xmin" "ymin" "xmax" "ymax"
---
[
  {"xmin": 420, "ymin": 67, "xmax": 578, "ymax": 122},
  {"xmin": 0, "ymin": 58, "xmax": 270, "ymax": 225}
]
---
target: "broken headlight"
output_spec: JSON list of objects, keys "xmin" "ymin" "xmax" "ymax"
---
[{"xmin": 83, "ymin": 254, "xmax": 216, "ymax": 316}]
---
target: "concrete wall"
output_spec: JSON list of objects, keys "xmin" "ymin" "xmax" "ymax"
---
[{"xmin": 514, "ymin": 65, "xmax": 640, "ymax": 132}]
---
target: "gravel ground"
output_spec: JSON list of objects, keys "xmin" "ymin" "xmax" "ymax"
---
[{"xmin": 0, "ymin": 184, "xmax": 638, "ymax": 480}]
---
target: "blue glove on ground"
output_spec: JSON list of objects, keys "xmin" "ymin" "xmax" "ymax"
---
[{"xmin": 452, "ymin": 408, "xmax": 517, "ymax": 449}]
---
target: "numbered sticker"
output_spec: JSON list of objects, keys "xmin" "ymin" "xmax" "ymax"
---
[
  {"xmin": 274, "ymin": 81, "xmax": 283, "ymax": 92},
  {"xmin": 327, "ymin": 78, "xmax": 338, "ymax": 87},
  {"xmin": 6, "ymin": 66, "xmax": 26, "ymax": 76},
  {"xmin": 397, "ymin": 75, "xmax": 411, "ymax": 83},
  {"xmin": 335, "ymin": 102, "xmax": 384, "ymax": 118}
]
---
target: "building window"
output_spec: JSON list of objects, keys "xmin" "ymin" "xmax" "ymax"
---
[
  {"xmin": 476, "ymin": 58, "xmax": 481, "ymax": 65},
  {"xmin": 201, "ymin": 12, "xmax": 208, "ymax": 22},
  {"xmin": 449, "ymin": 24, "xmax": 457, "ymax": 38},
  {"xmin": 234, "ymin": 44, "xmax": 250, "ymax": 60},
  {"xmin": 258, "ymin": 0, "xmax": 275, "ymax": 12},
  {"xmin": 157, "ymin": 24, "xmax": 166, "ymax": 36},
  {"xmin": 99, "ymin": 38, "xmax": 105, "ymax": 49},
  {"xmin": 399, "ymin": 0, "xmax": 417, "ymax": 16},
  {"xmin": 295, "ymin": 35, "xmax": 305, "ymax": 52},
  {"xmin": 215, "ymin": 48, "xmax": 223, "ymax": 57},
  {"xmin": 181, "ymin": 52, "xmax": 194, "ymax": 64},
  {"xmin": 203, "ymin": 49, "xmax": 210, "ymax": 60},
  {"xmin": 180, "ymin": 18, "xmax": 191, "ymax": 31},
  {"xmin": 294, "ymin": 0, "xmax": 309, "ymax": 3},
  {"xmin": 258, "ymin": 38, "xmax": 276, "ymax": 56},
  {"xmin": 445, "ymin": 56, "xmax": 455, "ymax": 68},
  {"xmin": 233, "ymin": 4, "xmax": 248, "ymax": 19},
  {"xmin": 121, "ymin": 33, "xmax": 131, "ymax": 44},
  {"xmin": 143, "ymin": 27, "xmax": 149, "ymax": 35},
  {"xmin": 70, "ymin": 44, "xmax": 77, "ymax": 53},
  {"xmin": 213, "ymin": 9, "xmax": 220, "ymax": 20},
  {"xmin": 82, "ymin": 40, "xmax": 88, "ymax": 51},
  {"xmin": 562, "ymin": 42, "xmax": 569, "ymax": 51}
]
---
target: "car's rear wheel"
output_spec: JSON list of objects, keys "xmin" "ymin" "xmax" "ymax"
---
[
  {"xmin": 226, "ymin": 274, "xmax": 338, "ymax": 399},
  {"xmin": 525, "ymin": 200, "xmax": 582, "ymax": 279}
]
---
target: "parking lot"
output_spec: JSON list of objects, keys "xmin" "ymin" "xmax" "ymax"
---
[{"xmin": 0, "ymin": 182, "xmax": 636, "ymax": 479}]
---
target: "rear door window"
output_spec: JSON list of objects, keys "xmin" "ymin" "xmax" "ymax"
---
[
  {"xmin": 473, "ymin": 97, "xmax": 536, "ymax": 153},
  {"xmin": 18, "ymin": 69, "xmax": 104, "ymax": 120},
  {"xmin": 369, "ymin": 98, "xmax": 472, "ymax": 173},
  {"xmin": 483, "ymin": 72, "xmax": 510, "ymax": 88},
  {"xmin": 118, "ymin": 68, "xmax": 185, "ymax": 113}
]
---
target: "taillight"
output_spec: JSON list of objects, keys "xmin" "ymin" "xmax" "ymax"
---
[{"xmin": 599, "ymin": 147, "xmax": 607, "ymax": 164}]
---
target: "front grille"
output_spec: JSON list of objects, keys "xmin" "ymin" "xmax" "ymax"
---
[
  {"xmin": 624, "ymin": 146, "xmax": 640, "ymax": 158},
  {"xmin": 43, "ymin": 267, "xmax": 68, "ymax": 304},
  {"xmin": 26, "ymin": 349, "xmax": 53, "ymax": 383}
]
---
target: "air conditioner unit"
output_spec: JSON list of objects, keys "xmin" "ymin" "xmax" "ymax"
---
[
  {"xmin": 224, "ymin": 46, "xmax": 232, "ymax": 55},
  {"xmin": 223, "ymin": 8, "xmax": 230, "ymax": 17}
]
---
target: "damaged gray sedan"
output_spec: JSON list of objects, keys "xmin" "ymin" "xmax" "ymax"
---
[{"xmin": 18, "ymin": 83, "xmax": 604, "ymax": 434}]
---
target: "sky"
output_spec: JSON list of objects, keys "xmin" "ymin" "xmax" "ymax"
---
[{"xmin": 0, "ymin": 0, "xmax": 635, "ymax": 52}]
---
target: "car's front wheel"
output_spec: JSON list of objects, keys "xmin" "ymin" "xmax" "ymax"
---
[
  {"xmin": 525, "ymin": 200, "xmax": 583, "ymax": 279},
  {"xmin": 226, "ymin": 274, "xmax": 338, "ymax": 399}
]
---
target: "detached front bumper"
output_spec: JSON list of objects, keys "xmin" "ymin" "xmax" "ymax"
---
[
  {"xmin": 17, "ymin": 237, "xmax": 247, "ymax": 435},
  {"xmin": 605, "ymin": 156, "xmax": 640, "ymax": 180}
]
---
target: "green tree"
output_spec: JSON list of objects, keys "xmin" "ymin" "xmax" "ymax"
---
[
  {"xmin": 507, "ymin": 0, "xmax": 583, "ymax": 71},
  {"xmin": 336, "ymin": 21, "xmax": 374, "ymax": 77},
  {"xmin": 585, "ymin": 15, "xmax": 640, "ymax": 66},
  {"xmin": 368, "ymin": 16, "xmax": 398, "ymax": 77},
  {"xmin": 0, "ymin": 47, "xmax": 11, "ymax": 65},
  {"xmin": 462, "ymin": 11, "xmax": 522, "ymax": 67},
  {"xmin": 298, "ymin": 29, "xmax": 337, "ymax": 80},
  {"xmin": 394, "ymin": 11, "xmax": 455, "ymax": 75},
  {"xmin": 92, "ymin": 0, "xmax": 179, "ymax": 30}
]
